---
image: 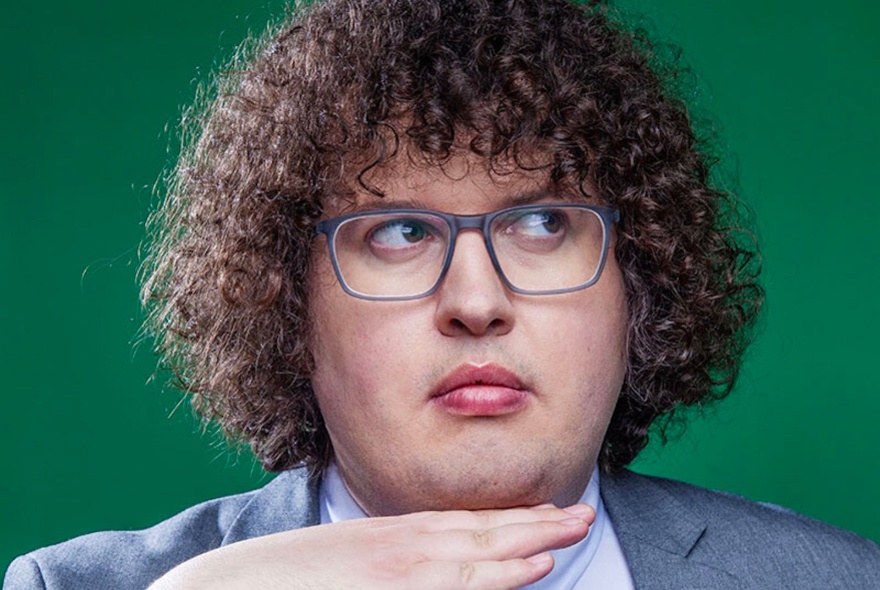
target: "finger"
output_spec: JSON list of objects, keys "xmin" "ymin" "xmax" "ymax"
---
[
  {"xmin": 410, "ymin": 553, "xmax": 555, "ymax": 590},
  {"xmin": 404, "ymin": 503, "xmax": 595, "ymax": 533},
  {"xmin": 415, "ymin": 518, "xmax": 590, "ymax": 562}
]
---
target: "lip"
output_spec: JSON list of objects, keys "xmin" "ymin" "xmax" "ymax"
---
[{"xmin": 430, "ymin": 363, "xmax": 530, "ymax": 416}]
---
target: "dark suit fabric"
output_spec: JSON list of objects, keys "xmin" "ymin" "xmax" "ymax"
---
[{"xmin": 5, "ymin": 469, "xmax": 879, "ymax": 589}]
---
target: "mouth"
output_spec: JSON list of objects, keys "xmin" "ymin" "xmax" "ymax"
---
[{"xmin": 430, "ymin": 363, "xmax": 530, "ymax": 416}]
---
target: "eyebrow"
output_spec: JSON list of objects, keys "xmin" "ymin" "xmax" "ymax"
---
[{"xmin": 347, "ymin": 189, "xmax": 564, "ymax": 214}]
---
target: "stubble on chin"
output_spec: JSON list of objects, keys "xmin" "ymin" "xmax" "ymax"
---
[{"xmin": 349, "ymin": 442, "xmax": 592, "ymax": 516}]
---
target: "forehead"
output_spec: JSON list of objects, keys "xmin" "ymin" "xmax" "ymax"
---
[{"xmin": 325, "ymin": 153, "xmax": 593, "ymax": 216}]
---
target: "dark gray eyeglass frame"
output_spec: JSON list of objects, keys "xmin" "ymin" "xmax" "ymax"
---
[{"xmin": 314, "ymin": 203, "xmax": 620, "ymax": 301}]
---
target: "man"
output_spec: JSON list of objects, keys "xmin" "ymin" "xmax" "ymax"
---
[{"xmin": 5, "ymin": 0, "xmax": 879, "ymax": 588}]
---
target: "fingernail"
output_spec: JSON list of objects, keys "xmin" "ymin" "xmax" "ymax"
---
[
  {"xmin": 563, "ymin": 504, "xmax": 594, "ymax": 519},
  {"xmin": 560, "ymin": 518, "xmax": 587, "ymax": 526}
]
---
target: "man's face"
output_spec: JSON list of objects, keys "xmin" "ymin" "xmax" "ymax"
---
[{"xmin": 309, "ymin": 158, "xmax": 628, "ymax": 516}]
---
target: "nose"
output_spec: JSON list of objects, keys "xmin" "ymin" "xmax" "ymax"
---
[{"xmin": 434, "ymin": 229, "xmax": 515, "ymax": 337}]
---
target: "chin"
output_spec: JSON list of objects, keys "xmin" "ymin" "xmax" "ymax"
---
[
  {"xmin": 435, "ymin": 487, "xmax": 550, "ymax": 511},
  {"xmin": 347, "ymin": 444, "xmax": 595, "ymax": 515},
  {"xmin": 406, "ymin": 459, "xmax": 579, "ymax": 512}
]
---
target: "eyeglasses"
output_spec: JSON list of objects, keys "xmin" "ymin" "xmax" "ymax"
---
[{"xmin": 314, "ymin": 203, "xmax": 619, "ymax": 301}]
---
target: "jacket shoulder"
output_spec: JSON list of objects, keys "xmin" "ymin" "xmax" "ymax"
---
[
  {"xmin": 650, "ymin": 473, "xmax": 876, "ymax": 552},
  {"xmin": 4, "ymin": 491, "xmax": 255, "ymax": 590},
  {"xmin": 604, "ymin": 470, "xmax": 880, "ymax": 589},
  {"xmin": 3, "ymin": 468, "xmax": 318, "ymax": 590}
]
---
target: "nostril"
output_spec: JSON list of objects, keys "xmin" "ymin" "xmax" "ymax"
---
[
  {"xmin": 486, "ymin": 318, "xmax": 507, "ymax": 333},
  {"xmin": 442, "ymin": 315, "xmax": 510, "ymax": 337}
]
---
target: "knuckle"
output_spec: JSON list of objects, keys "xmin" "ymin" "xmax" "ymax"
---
[
  {"xmin": 470, "ymin": 528, "xmax": 495, "ymax": 549},
  {"xmin": 472, "ymin": 510, "xmax": 493, "ymax": 526},
  {"xmin": 458, "ymin": 561, "xmax": 477, "ymax": 586}
]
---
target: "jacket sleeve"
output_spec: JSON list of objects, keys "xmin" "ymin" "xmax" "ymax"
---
[
  {"xmin": 1, "ymin": 471, "xmax": 314, "ymax": 590},
  {"xmin": 3, "ymin": 555, "xmax": 47, "ymax": 590}
]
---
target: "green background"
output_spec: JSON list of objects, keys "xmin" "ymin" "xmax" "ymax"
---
[{"xmin": 1, "ymin": 0, "xmax": 878, "ymax": 572}]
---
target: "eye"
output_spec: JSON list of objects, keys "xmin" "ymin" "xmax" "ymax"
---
[
  {"xmin": 369, "ymin": 218, "xmax": 435, "ymax": 247},
  {"xmin": 507, "ymin": 209, "xmax": 567, "ymax": 237}
]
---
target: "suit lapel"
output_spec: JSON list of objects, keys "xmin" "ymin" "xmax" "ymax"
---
[
  {"xmin": 601, "ymin": 470, "xmax": 744, "ymax": 590},
  {"xmin": 221, "ymin": 468, "xmax": 321, "ymax": 545}
]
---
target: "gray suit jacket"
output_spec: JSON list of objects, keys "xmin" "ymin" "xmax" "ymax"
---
[{"xmin": 5, "ymin": 469, "xmax": 879, "ymax": 589}]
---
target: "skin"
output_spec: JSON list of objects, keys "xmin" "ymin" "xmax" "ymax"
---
[
  {"xmin": 150, "ymin": 157, "xmax": 627, "ymax": 588},
  {"xmin": 309, "ymin": 157, "xmax": 629, "ymax": 517},
  {"xmin": 149, "ymin": 505, "xmax": 593, "ymax": 589}
]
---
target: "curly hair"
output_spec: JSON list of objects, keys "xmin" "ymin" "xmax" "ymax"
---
[{"xmin": 142, "ymin": 0, "xmax": 763, "ymax": 475}]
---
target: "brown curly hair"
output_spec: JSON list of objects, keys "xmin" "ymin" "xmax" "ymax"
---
[{"xmin": 142, "ymin": 0, "xmax": 763, "ymax": 475}]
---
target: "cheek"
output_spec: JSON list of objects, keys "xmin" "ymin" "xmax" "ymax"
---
[
  {"xmin": 309, "ymin": 282, "xmax": 425, "ymax": 424},
  {"xmin": 310, "ymin": 255, "xmax": 374, "ymax": 387},
  {"xmin": 536, "ymin": 271, "xmax": 627, "ymax": 360},
  {"xmin": 542, "ymin": 265, "xmax": 628, "ymax": 407}
]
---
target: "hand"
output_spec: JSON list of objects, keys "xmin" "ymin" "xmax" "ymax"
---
[{"xmin": 148, "ymin": 503, "xmax": 593, "ymax": 589}]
